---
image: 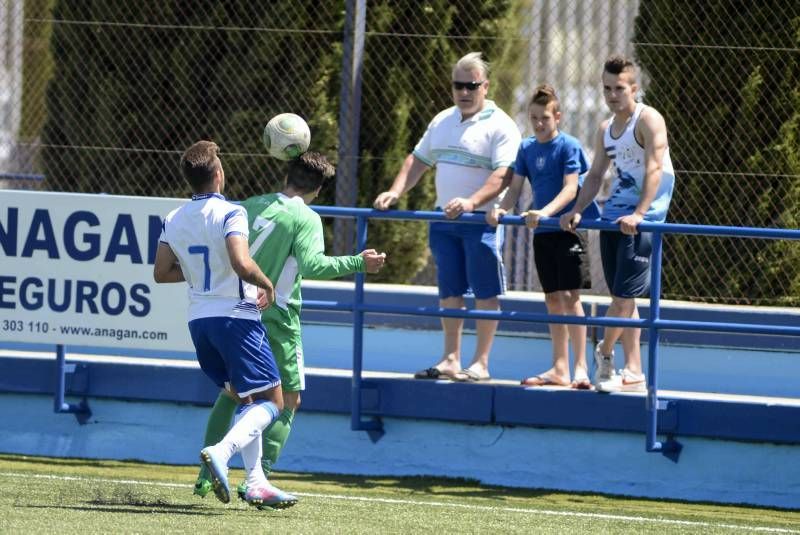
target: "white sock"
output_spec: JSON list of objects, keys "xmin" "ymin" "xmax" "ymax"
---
[{"xmin": 213, "ymin": 400, "xmax": 279, "ymax": 467}]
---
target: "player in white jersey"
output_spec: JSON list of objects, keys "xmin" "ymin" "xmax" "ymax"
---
[
  {"xmin": 153, "ymin": 140, "xmax": 297, "ymax": 509},
  {"xmin": 560, "ymin": 55, "xmax": 675, "ymax": 393}
]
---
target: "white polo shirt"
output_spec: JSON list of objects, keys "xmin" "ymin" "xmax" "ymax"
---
[{"xmin": 412, "ymin": 100, "xmax": 520, "ymax": 211}]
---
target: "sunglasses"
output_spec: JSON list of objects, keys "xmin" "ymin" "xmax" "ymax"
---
[{"xmin": 452, "ymin": 80, "xmax": 485, "ymax": 91}]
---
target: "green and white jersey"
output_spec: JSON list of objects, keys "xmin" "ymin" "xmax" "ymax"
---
[{"xmin": 240, "ymin": 193, "xmax": 365, "ymax": 333}]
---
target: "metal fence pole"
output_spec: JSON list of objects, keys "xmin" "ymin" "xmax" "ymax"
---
[
  {"xmin": 334, "ymin": 0, "xmax": 366, "ymax": 256},
  {"xmin": 351, "ymin": 214, "xmax": 383, "ymax": 438},
  {"xmin": 645, "ymin": 231, "xmax": 681, "ymax": 460}
]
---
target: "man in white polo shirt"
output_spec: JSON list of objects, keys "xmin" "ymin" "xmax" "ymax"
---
[{"xmin": 373, "ymin": 51, "xmax": 521, "ymax": 382}]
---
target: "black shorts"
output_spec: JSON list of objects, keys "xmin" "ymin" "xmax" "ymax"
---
[
  {"xmin": 599, "ymin": 231, "xmax": 652, "ymax": 298},
  {"xmin": 533, "ymin": 231, "xmax": 590, "ymax": 293}
]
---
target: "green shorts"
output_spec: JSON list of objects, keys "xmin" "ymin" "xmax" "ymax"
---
[{"xmin": 265, "ymin": 320, "xmax": 304, "ymax": 393}]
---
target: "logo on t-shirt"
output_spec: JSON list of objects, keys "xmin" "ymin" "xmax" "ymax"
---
[{"xmin": 536, "ymin": 156, "xmax": 546, "ymax": 170}]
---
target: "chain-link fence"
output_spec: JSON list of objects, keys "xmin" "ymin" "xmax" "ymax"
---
[{"xmin": 2, "ymin": 1, "xmax": 799, "ymax": 305}]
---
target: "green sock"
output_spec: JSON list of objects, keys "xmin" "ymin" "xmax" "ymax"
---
[
  {"xmin": 262, "ymin": 408, "xmax": 295, "ymax": 475},
  {"xmin": 197, "ymin": 392, "xmax": 237, "ymax": 481}
]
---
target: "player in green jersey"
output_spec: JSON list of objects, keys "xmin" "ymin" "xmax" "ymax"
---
[{"xmin": 194, "ymin": 151, "xmax": 386, "ymax": 503}]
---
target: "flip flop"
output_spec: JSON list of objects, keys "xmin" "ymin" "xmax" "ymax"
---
[
  {"xmin": 453, "ymin": 368, "xmax": 491, "ymax": 382},
  {"xmin": 520, "ymin": 373, "xmax": 571, "ymax": 387},
  {"xmin": 413, "ymin": 367, "xmax": 455, "ymax": 380}
]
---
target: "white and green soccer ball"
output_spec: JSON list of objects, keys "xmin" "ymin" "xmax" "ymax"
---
[{"xmin": 262, "ymin": 113, "xmax": 311, "ymax": 161}]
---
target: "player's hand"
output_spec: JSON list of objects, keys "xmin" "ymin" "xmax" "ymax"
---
[
  {"xmin": 443, "ymin": 197, "xmax": 475, "ymax": 219},
  {"xmin": 485, "ymin": 207, "xmax": 507, "ymax": 227},
  {"xmin": 615, "ymin": 213, "xmax": 643, "ymax": 235},
  {"xmin": 523, "ymin": 210, "xmax": 547, "ymax": 229},
  {"xmin": 373, "ymin": 191, "xmax": 399, "ymax": 211},
  {"xmin": 257, "ymin": 285, "xmax": 275, "ymax": 310},
  {"xmin": 559, "ymin": 210, "xmax": 581, "ymax": 233},
  {"xmin": 360, "ymin": 249, "xmax": 387, "ymax": 273}
]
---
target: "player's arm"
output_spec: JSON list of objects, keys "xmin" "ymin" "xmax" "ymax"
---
[
  {"xmin": 616, "ymin": 107, "xmax": 668, "ymax": 235},
  {"xmin": 294, "ymin": 213, "xmax": 371, "ymax": 278},
  {"xmin": 525, "ymin": 172, "xmax": 579, "ymax": 229},
  {"xmin": 373, "ymin": 154, "xmax": 430, "ymax": 210},
  {"xmin": 560, "ymin": 123, "xmax": 610, "ymax": 232},
  {"xmin": 226, "ymin": 234, "xmax": 275, "ymax": 305},
  {"xmin": 486, "ymin": 172, "xmax": 525, "ymax": 226},
  {"xmin": 153, "ymin": 243, "xmax": 185, "ymax": 283},
  {"xmin": 444, "ymin": 165, "xmax": 513, "ymax": 219}
]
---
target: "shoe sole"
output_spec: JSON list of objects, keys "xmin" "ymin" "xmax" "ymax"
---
[
  {"xmin": 199, "ymin": 449, "xmax": 230, "ymax": 504},
  {"xmin": 253, "ymin": 498, "xmax": 298, "ymax": 510}
]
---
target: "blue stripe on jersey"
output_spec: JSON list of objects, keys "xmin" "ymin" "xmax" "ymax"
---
[
  {"xmin": 223, "ymin": 209, "xmax": 242, "ymax": 226},
  {"xmin": 225, "ymin": 231, "xmax": 246, "ymax": 238},
  {"xmin": 191, "ymin": 192, "xmax": 225, "ymax": 201},
  {"xmin": 238, "ymin": 279, "xmax": 244, "ymax": 300},
  {"xmin": 233, "ymin": 301, "xmax": 259, "ymax": 313}
]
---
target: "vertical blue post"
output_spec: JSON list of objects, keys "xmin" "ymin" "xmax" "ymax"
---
[
  {"xmin": 54, "ymin": 344, "xmax": 68, "ymax": 412},
  {"xmin": 645, "ymin": 232, "xmax": 663, "ymax": 451},
  {"xmin": 645, "ymin": 231, "xmax": 680, "ymax": 460},
  {"xmin": 351, "ymin": 215, "xmax": 367, "ymax": 429}
]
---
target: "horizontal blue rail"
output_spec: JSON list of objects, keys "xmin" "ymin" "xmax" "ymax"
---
[{"xmin": 307, "ymin": 205, "xmax": 800, "ymax": 461}]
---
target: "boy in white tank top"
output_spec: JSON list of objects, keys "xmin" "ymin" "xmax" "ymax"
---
[{"xmin": 559, "ymin": 55, "xmax": 675, "ymax": 393}]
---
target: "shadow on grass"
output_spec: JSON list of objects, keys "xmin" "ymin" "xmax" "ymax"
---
[{"xmin": 19, "ymin": 503, "xmax": 220, "ymax": 516}]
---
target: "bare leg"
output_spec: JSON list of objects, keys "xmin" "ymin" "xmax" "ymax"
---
[
  {"xmin": 563, "ymin": 290, "xmax": 588, "ymax": 379},
  {"xmin": 435, "ymin": 296, "xmax": 465, "ymax": 376},
  {"xmin": 462, "ymin": 296, "xmax": 499, "ymax": 377},
  {"xmin": 620, "ymin": 305, "xmax": 642, "ymax": 374},
  {"xmin": 600, "ymin": 295, "xmax": 637, "ymax": 357},
  {"xmin": 539, "ymin": 292, "xmax": 570, "ymax": 383}
]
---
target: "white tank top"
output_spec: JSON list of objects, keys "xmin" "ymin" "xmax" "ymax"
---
[{"xmin": 602, "ymin": 102, "xmax": 675, "ymax": 223}]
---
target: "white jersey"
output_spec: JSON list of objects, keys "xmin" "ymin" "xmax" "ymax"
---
[
  {"xmin": 603, "ymin": 102, "xmax": 675, "ymax": 223},
  {"xmin": 412, "ymin": 100, "xmax": 521, "ymax": 211},
  {"xmin": 159, "ymin": 193, "xmax": 260, "ymax": 321}
]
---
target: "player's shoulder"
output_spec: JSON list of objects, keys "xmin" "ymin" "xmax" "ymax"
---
[
  {"xmin": 241, "ymin": 192, "xmax": 278, "ymax": 212},
  {"xmin": 638, "ymin": 104, "xmax": 667, "ymax": 127}
]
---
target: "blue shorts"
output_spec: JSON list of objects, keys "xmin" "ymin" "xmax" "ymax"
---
[
  {"xmin": 188, "ymin": 317, "xmax": 281, "ymax": 398},
  {"xmin": 428, "ymin": 217, "xmax": 505, "ymax": 300},
  {"xmin": 599, "ymin": 231, "xmax": 653, "ymax": 298}
]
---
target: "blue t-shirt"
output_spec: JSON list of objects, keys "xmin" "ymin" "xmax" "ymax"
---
[{"xmin": 514, "ymin": 132, "xmax": 599, "ymax": 233}]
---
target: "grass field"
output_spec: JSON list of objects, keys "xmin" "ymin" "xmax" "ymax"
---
[{"xmin": 1, "ymin": 454, "xmax": 798, "ymax": 534}]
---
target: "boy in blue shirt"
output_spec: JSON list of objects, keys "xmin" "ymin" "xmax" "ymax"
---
[{"xmin": 488, "ymin": 84, "xmax": 598, "ymax": 388}]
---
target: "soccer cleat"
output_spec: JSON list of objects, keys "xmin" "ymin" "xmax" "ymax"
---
[
  {"xmin": 593, "ymin": 341, "xmax": 616, "ymax": 387},
  {"xmin": 597, "ymin": 368, "xmax": 646, "ymax": 393},
  {"xmin": 193, "ymin": 477, "xmax": 213, "ymax": 498},
  {"xmin": 199, "ymin": 447, "xmax": 231, "ymax": 504},
  {"xmin": 236, "ymin": 481, "xmax": 248, "ymax": 501},
  {"xmin": 245, "ymin": 484, "xmax": 298, "ymax": 510}
]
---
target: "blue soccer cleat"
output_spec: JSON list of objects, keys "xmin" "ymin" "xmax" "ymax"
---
[
  {"xmin": 245, "ymin": 484, "xmax": 298, "ymax": 510},
  {"xmin": 199, "ymin": 447, "xmax": 231, "ymax": 504}
]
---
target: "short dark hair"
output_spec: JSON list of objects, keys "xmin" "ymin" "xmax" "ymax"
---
[
  {"xmin": 286, "ymin": 151, "xmax": 335, "ymax": 193},
  {"xmin": 180, "ymin": 140, "xmax": 220, "ymax": 192},
  {"xmin": 604, "ymin": 55, "xmax": 637, "ymax": 79},
  {"xmin": 528, "ymin": 83, "xmax": 560, "ymax": 113}
]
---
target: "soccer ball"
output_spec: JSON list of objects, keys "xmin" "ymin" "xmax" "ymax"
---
[{"xmin": 262, "ymin": 113, "xmax": 311, "ymax": 161}]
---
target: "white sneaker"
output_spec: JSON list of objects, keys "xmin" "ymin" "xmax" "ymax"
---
[
  {"xmin": 597, "ymin": 368, "xmax": 646, "ymax": 393},
  {"xmin": 593, "ymin": 341, "xmax": 615, "ymax": 387}
]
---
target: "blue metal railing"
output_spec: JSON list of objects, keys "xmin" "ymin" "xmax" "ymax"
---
[{"xmin": 306, "ymin": 206, "xmax": 800, "ymax": 460}]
